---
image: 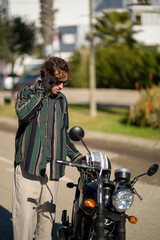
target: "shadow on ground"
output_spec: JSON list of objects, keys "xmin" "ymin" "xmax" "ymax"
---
[
  {"xmin": 0, "ymin": 206, "xmax": 13, "ymax": 240},
  {"xmin": 0, "ymin": 205, "xmax": 61, "ymax": 240}
]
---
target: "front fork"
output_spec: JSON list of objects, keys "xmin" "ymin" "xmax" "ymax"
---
[
  {"xmin": 95, "ymin": 182, "xmax": 106, "ymax": 240},
  {"xmin": 96, "ymin": 182, "xmax": 126, "ymax": 240},
  {"xmin": 116, "ymin": 220, "xmax": 126, "ymax": 240}
]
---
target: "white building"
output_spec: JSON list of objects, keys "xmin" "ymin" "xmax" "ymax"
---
[
  {"xmin": 128, "ymin": 3, "xmax": 160, "ymax": 46},
  {"xmin": 1, "ymin": 0, "xmax": 160, "ymax": 51},
  {"xmin": 0, "ymin": 0, "xmax": 160, "ymax": 73},
  {"xmin": 0, "ymin": 0, "xmax": 90, "ymax": 60},
  {"xmin": 0, "ymin": 0, "xmax": 40, "ymax": 25}
]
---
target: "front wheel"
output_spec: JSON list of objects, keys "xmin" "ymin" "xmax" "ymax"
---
[
  {"xmin": 79, "ymin": 215, "xmax": 93, "ymax": 240},
  {"xmin": 88, "ymin": 220, "xmax": 125, "ymax": 240}
]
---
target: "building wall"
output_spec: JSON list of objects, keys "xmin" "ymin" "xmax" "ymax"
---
[
  {"xmin": 0, "ymin": 0, "xmax": 160, "ymax": 61},
  {"xmin": 152, "ymin": 0, "xmax": 160, "ymax": 5}
]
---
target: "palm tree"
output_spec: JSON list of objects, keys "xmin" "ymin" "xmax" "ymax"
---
[
  {"xmin": 94, "ymin": 11, "xmax": 138, "ymax": 48},
  {"xmin": 40, "ymin": 0, "xmax": 54, "ymax": 56}
]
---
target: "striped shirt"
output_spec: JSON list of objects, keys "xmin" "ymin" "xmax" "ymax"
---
[{"xmin": 14, "ymin": 80, "xmax": 83, "ymax": 179}]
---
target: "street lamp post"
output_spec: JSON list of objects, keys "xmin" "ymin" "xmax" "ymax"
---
[{"xmin": 89, "ymin": 0, "xmax": 97, "ymax": 117}]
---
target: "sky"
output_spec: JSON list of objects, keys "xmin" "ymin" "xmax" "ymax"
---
[
  {"xmin": 54, "ymin": 0, "xmax": 89, "ymax": 26},
  {"xmin": 9, "ymin": 0, "xmax": 40, "ymax": 25},
  {"xmin": 9, "ymin": 0, "xmax": 89, "ymax": 27}
]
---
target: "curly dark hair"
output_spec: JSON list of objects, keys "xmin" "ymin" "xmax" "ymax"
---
[{"xmin": 40, "ymin": 56, "xmax": 71, "ymax": 79}]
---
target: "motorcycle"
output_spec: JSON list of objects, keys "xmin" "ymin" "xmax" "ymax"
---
[{"xmin": 56, "ymin": 126, "xmax": 159, "ymax": 240}]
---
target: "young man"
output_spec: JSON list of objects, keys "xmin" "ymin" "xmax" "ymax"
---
[{"xmin": 13, "ymin": 56, "xmax": 83, "ymax": 240}]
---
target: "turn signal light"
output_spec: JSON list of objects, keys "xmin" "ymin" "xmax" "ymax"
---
[
  {"xmin": 84, "ymin": 199, "xmax": 96, "ymax": 208},
  {"xmin": 129, "ymin": 216, "xmax": 138, "ymax": 224}
]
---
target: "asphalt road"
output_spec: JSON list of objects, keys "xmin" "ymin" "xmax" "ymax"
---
[{"xmin": 0, "ymin": 128, "xmax": 159, "ymax": 240}]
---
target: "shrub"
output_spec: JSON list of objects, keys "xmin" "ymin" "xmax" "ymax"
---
[
  {"xmin": 128, "ymin": 85, "xmax": 160, "ymax": 128},
  {"xmin": 95, "ymin": 45, "xmax": 160, "ymax": 89},
  {"xmin": 69, "ymin": 45, "xmax": 160, "ymax": 89}
]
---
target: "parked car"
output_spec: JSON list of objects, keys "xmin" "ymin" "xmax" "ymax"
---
[
  {"xmin": 0, "ymin": 73, "xmax": 20, "ymax": 90},
  {"xmin": 13, "ymin": 73, "xmax": 40, "ymax": 91}
]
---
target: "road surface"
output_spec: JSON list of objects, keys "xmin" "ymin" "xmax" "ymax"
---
[{"xmin": 0, "ymin": 128, "xmax": 159, "ymax": 240}]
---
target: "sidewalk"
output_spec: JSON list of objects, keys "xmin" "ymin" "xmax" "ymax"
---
[
  {"xmin": 0, "ymin": 116, "xmax": 159, "ymax": 151},
  {"xmin": 62, "ymin": 88, "xmax": 140, "ymax": 107},
  {"xmin": 0, "ymin": 88, "xmax": 140, "ymax": 107}
]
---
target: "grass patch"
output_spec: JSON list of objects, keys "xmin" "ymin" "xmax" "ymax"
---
[
  {"xmin": 0, "ymin": 103, "xmax": 160, "ymax": 140},
  {"xmin": 0, "ymin": 103, "xmax": 17, "ymax": 118},
  {"xmin": 69, "ymin": 104, "xmax": 160, "ymax": 141}
]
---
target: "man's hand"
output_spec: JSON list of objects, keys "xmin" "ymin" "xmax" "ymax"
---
[
  {"xmin": 75, "ymin": 156, "xmax": 86, "ymax": 164},
  {"xmin": 41, "ymin": 76, "xmax": 57, "ymax": 92},
  {"xmin": 76, "ymin": 156, "xmax": 87, "ymax": 173}
]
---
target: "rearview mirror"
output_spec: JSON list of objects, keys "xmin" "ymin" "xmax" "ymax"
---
[
  {"xmin": 147, "ymin": 164, "xmax": 159, "ymax": 176},
  {"xmin": 69, "ymin": 126, "xmax": 84, "ymax": 141}
]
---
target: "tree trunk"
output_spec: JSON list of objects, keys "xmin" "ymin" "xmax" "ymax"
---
[{"xmin": 40, "ymin": 0, "xmax": 54, "ymax": 56}]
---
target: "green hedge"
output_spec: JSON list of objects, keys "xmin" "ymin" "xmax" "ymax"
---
[
  {"xmin": 95, "ymin": 45, "xmax": 160, "ymax": 89},
  {"xmin": 69, "ymin": 45, "xmax": 160, "ymax": 89}
]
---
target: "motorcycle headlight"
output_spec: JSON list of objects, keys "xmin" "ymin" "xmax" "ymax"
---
[{"xmin": 112, "ymin": 189, "xmax": 134, "ymax": 212}]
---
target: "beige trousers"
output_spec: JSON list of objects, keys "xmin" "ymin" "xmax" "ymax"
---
[{"xmin": 12, "ymin": 163, "xmax": 59, "ymax": 240}]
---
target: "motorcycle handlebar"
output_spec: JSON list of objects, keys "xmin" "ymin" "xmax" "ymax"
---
[{"xmin": 56, "ymin": 159, "xmax": 96, "ymax": 170}]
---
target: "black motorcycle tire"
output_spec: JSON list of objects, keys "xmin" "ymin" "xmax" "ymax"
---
[
  {"xmin": 87, "ymin": 221, "xmax": 121, "ymax": 240},
  {"xmin": 79, "ymin": 215, "xmax": 93, "ymax": 240}
]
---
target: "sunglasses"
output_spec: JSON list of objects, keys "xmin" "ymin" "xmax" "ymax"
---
[
  {"xmin": 55, "ymin": 80, "xmax": 69, "ymax": 86},
  {"xmin": 42, "ymin": 76, "xmax": 69, "ymax": 87}
]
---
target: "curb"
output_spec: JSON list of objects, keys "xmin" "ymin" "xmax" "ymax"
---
[
  {"xmin": 0, "ymin": 116, "xmax": 159, "ymax": 151},
  {"xmin": 85, "ymin": 130, "xmax": 160, "ymax": 151}
]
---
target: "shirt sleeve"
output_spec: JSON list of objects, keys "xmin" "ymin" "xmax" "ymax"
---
[
  {"xmin": 15, "ymin": 82, "xmax": 45, "ymax": 121},
  {"xmin": 64, "ymin": 97, "xmax": 83, "ymax": 161}
]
